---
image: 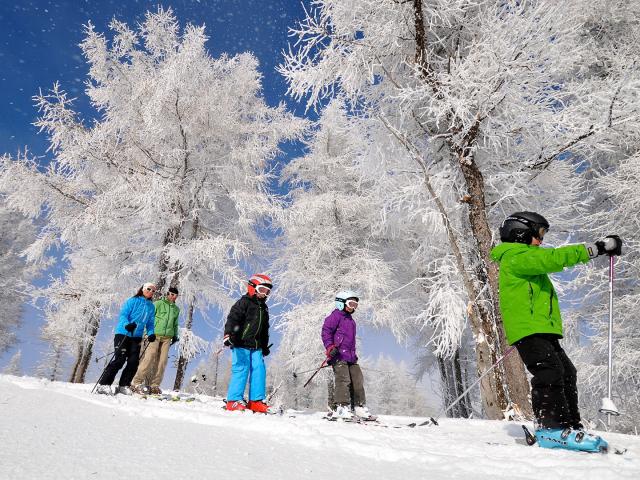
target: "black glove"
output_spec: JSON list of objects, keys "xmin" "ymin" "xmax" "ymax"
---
[
  {"xmin": 595, "ymin": 235, "xmax": 622, "ymax": 256},
  {"xmin": 125, "ymin": 322, "xmax": 137, "ymax": 333},
  {"xmin": 223, "ymin": 334, "xmax": 234, "ymax": 347},
  {"xmin": 147, "ymin": 334, "xmax": 156, "ymax": 342},
  {"xmin": 262, "ymin": 346, "xmax": 270, "ymax": 357},
  {"xmin": 171, "ymin": 336, "xmax": 179, "ymax": 346},
  {"xmin": 604, "ymin": 235, "xmax": 622, "ymax": 256}
]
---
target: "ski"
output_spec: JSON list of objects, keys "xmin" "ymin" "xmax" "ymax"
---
[
  {"xmin": 135, "ymin": 393, "xmax": 198, "ymax": 402},
  {"xmin": 322, "ymin": 415, "xmax": 406, "ymax": 429}
]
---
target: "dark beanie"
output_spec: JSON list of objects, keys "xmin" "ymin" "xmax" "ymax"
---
[{"xmin": 168, "ymin": 287, "xmax": 179, "ymax": 295}]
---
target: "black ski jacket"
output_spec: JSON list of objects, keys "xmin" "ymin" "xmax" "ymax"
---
[{"xmin": 224, "ymin": 294, "xmax": 269, "ymax": 350}]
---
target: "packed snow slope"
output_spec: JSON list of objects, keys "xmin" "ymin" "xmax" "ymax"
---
[{"xmin": 1, "ymin": 375, "xmax": 638, "ymax": 480}]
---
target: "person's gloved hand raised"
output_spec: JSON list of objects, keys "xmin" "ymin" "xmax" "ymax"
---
[{"xmin": 125, "ymin": 322, "xmax": 137, "ymax": 333}]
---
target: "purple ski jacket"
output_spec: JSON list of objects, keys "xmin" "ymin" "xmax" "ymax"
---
[{"xmin": 321, "ymin": 309, "xmax": 358, "ymax": 364}]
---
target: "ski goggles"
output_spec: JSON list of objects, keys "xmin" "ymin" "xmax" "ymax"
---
[
  {"xmin": 345, "ymin": 299, "xmax": 359, "ymax": 309},
  {"xmin": 255, "ymin": 285, "xmax": 272, "ymax": 295}
]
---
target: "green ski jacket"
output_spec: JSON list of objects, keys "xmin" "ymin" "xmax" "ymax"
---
[
  {"xmin": 153, "ymin": 298, "xmax": 180, "ymax": 338},
  {"xmin": 490, "ymin": 242, "xmax": 590, "ymax": 345}
]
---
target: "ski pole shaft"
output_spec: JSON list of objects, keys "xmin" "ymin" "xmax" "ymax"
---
[
  {"xmin": 138, "ymin": 337, "xmax": 152, "ymax": 364},
  {"xmin": 606, "ymin": 255, "xmax": 614, "ymax": 426},
  {"xmin": 91, "ymin": 334, "xmax": 129, "ymax": 393},
  {"xmin": 419, "ymin": 345, "xmax": 516, "ymax": 427},
  {"xmin": 293, "ymin": 364, "xmax": 330, "ymax": 377},
  {"xmin": 303, "ymin": 358, "xmax": 328, "ymax": 388},
  {"xmin": 95, "ymin": 350, "xmax": 115, "ymax": 362}
]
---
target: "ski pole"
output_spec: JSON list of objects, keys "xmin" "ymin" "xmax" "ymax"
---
[
  {"xmin": 95, "ymin": 351, "xmax": 114, "ymax": 363},
  {"xmin": 91, "ymin": 334, "xmax": 129, "ymax": 393},
  {"xmin": 293, "ymin": 364, "xmax": 330, "ymax": 378},
  {"xmin": 137, "ymin": 336, "xmax": 152, "ymax": 365},
  {"xmin": 599, "ymin": 254, "xmax": 621, "ymax": 423},
  {"xmin": 413, "ymin": 345, "xmax": 516, "ymax": 427},
  {"xmin": 266, "ymin": 379, "xmax": 284, "ymax": 404},
  {"xmin": 303, "ymin": 358, "xmax": 328, "ymax": 388}
]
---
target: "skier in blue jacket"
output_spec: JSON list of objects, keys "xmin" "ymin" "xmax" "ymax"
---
[{"xmin": 96, "ymin": 283, "xmax": 156, "ymax": 395}]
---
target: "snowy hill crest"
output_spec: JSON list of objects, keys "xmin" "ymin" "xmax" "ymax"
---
[{"xmin": 1, "ymin": 375, "xmax": 638, "ymax": 480}]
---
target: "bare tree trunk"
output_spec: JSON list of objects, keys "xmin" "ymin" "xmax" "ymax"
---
[
  {"xmin": 173, "ymin": 297, "xmax": 194, "ymax": 391},
  {"xmin": 437, "ymin": 356, "xmax": 455, "ymax": 417},
  {"xmin": 452, "ymin": 350, "xmax": 470, "ymax": 418},
  {"xmin": 70, "ymin": 310, "xmax": 101, "ymax": 383},
  {"xmin": 49, "ymin": 346, "xmax": 63, "ymax": 382},
  {"xmin": 408, "ymin": 1, "xmax": 532, "ymax": 419},
  {"xmin": 212, "ymin": 352, "xmax": 219, "ymax": 397},
  {"xmin": 457, "ymin": 153, "xmax": 533, "ymax": 418},
  {"xmin": 68, "ymin": 342, "xmax": 83, "ymax": 383},
  {"xmin": 156, "ymin": 224, "xmax": 182, "ymax": 295}
]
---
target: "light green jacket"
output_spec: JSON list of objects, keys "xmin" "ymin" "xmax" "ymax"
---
[
  {"xmin": 490, "ymin": 242, "xmax": 590, "ymax": 345},
  {"xmin": 153, "ymin": 298, "xmax": 180, "ymax": 338}
]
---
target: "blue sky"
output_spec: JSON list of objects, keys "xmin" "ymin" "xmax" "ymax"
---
[{"xmin": 0, "ymin": 0, "xmax": 415, "ymax": 385}]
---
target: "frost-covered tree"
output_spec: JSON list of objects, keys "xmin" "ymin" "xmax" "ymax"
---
[
  {"xmin": 35, "ymin": 344, "xmax": 65, "ymax": 382},
  {"xmin": 0, "ymin": 8, "xmax": 306, "ymax": 386},
  {"xmin": 280, "ymin": 0, "xmax": 640, "ymax": 418},
  {"xmin": 275, "ymin": 98, "xmax": 473, "ymax": 415},
  {"xmin": 559, "ymin": 3, "xmax": 640, "ymax": 434},
  {"xmin": 274, "ymin": 100, "xmax": 399, "ymax": 380},
  {"xmin": 364, "ymin": 355, "xmax": 433, "ymax": 416},
  {"xmin": 189, "ymin": 342, "xmax": 228, "ymax": 396},
  {"xmin": 2, "ymin": 350, "xmax": 22, "ymax": 376},
  {"xmin": 0, "ymin": 199, "xmax": 37, "ymax": 355}
]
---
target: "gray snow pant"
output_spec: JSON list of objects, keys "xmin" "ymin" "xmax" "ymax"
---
[{"xmin": 332, "ymin": 361, "xmax": 366, "ymax": 408}]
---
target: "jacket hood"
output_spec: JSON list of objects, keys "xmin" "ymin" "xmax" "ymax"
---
[{"xmin": 490, "ymin": 242, "xmax": 533, "ymax": 262}]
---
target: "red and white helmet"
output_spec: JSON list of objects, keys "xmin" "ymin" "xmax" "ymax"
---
[{"xmin": 247, "ymin": 273, "xmax": 273, "ymax": 296}]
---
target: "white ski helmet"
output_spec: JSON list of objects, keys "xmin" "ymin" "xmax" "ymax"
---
[{"xmin": 335, "ymin": 290, "xmax": 360, "ymax": 310}]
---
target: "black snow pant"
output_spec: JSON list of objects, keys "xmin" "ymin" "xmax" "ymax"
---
[
  {"xmin": 515, "ymin": 333, "xmax": 581, "ymax": 429},
  {"xmin": 99, "ymin": 334, "xmax": 143, "ymax": 387},
  {"xmin": 332, "ymin": 361, "xmax": 366, "ymax": 408}
]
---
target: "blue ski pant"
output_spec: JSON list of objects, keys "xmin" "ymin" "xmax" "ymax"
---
[{"xmin": 226, "ymin": 347, "xmax": 266, "ymax": 402}]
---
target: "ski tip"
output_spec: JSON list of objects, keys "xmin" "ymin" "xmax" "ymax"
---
[
  {"xmin": 521, "ymin": 424, "xmax": 537, "ymax": 446},
  {"xmin": 601, "ymin": 445, "xmax": 627, "ymax": 455}
]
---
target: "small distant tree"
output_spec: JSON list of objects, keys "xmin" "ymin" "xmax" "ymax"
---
[
  {"xmin": 0, "ymin": 199, "xmax": 37, "ymax": 355},
  {"xmin": 2, "ymin": 350, "xmax": 23, "ymax": 376}
]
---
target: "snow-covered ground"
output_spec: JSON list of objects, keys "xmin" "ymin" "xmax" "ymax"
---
[{"xmin": 1, "ymin": 375, "xmax": 638, "ymax": 480}]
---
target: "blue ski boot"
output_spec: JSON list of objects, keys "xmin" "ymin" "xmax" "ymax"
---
[{"xmin": 535, "ymin": 427, "xmax": 608, "ymax": 453}]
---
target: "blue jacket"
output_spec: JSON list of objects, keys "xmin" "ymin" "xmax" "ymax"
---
[{"xmin": 115, "ymin": 296, "xmax": 156, "ymax": 338}]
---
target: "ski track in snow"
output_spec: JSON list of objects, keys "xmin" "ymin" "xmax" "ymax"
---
[{"xmin": 0, "ymin": 375, "xmax": 638, "ymax": 480}]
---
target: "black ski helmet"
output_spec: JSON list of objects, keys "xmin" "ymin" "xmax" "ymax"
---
[{"xmin": 499, "ymin": 211, "xmax": 550, "ymax": 244}]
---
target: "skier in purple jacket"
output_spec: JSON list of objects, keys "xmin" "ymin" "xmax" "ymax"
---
[{"xmin": 321, "ymin": 290, "xmax": 373, "ymax": 420}]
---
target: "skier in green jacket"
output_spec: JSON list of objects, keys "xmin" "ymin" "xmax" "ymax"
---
[{"xmin": 490, "ymin": 211, "xmax": 621, "ymax": 452}]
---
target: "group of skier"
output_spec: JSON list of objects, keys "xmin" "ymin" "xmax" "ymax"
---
[
  {"xmin": 221, "ymin": 275, "xmax": 373, "ymax": 419},
  {"xmin": 95, "ymin": 284, "xmax": 180, "ymax": 396},
  {"xmin": 94, "ymin": 210, "xmax": 623, "ymax": 453}
]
